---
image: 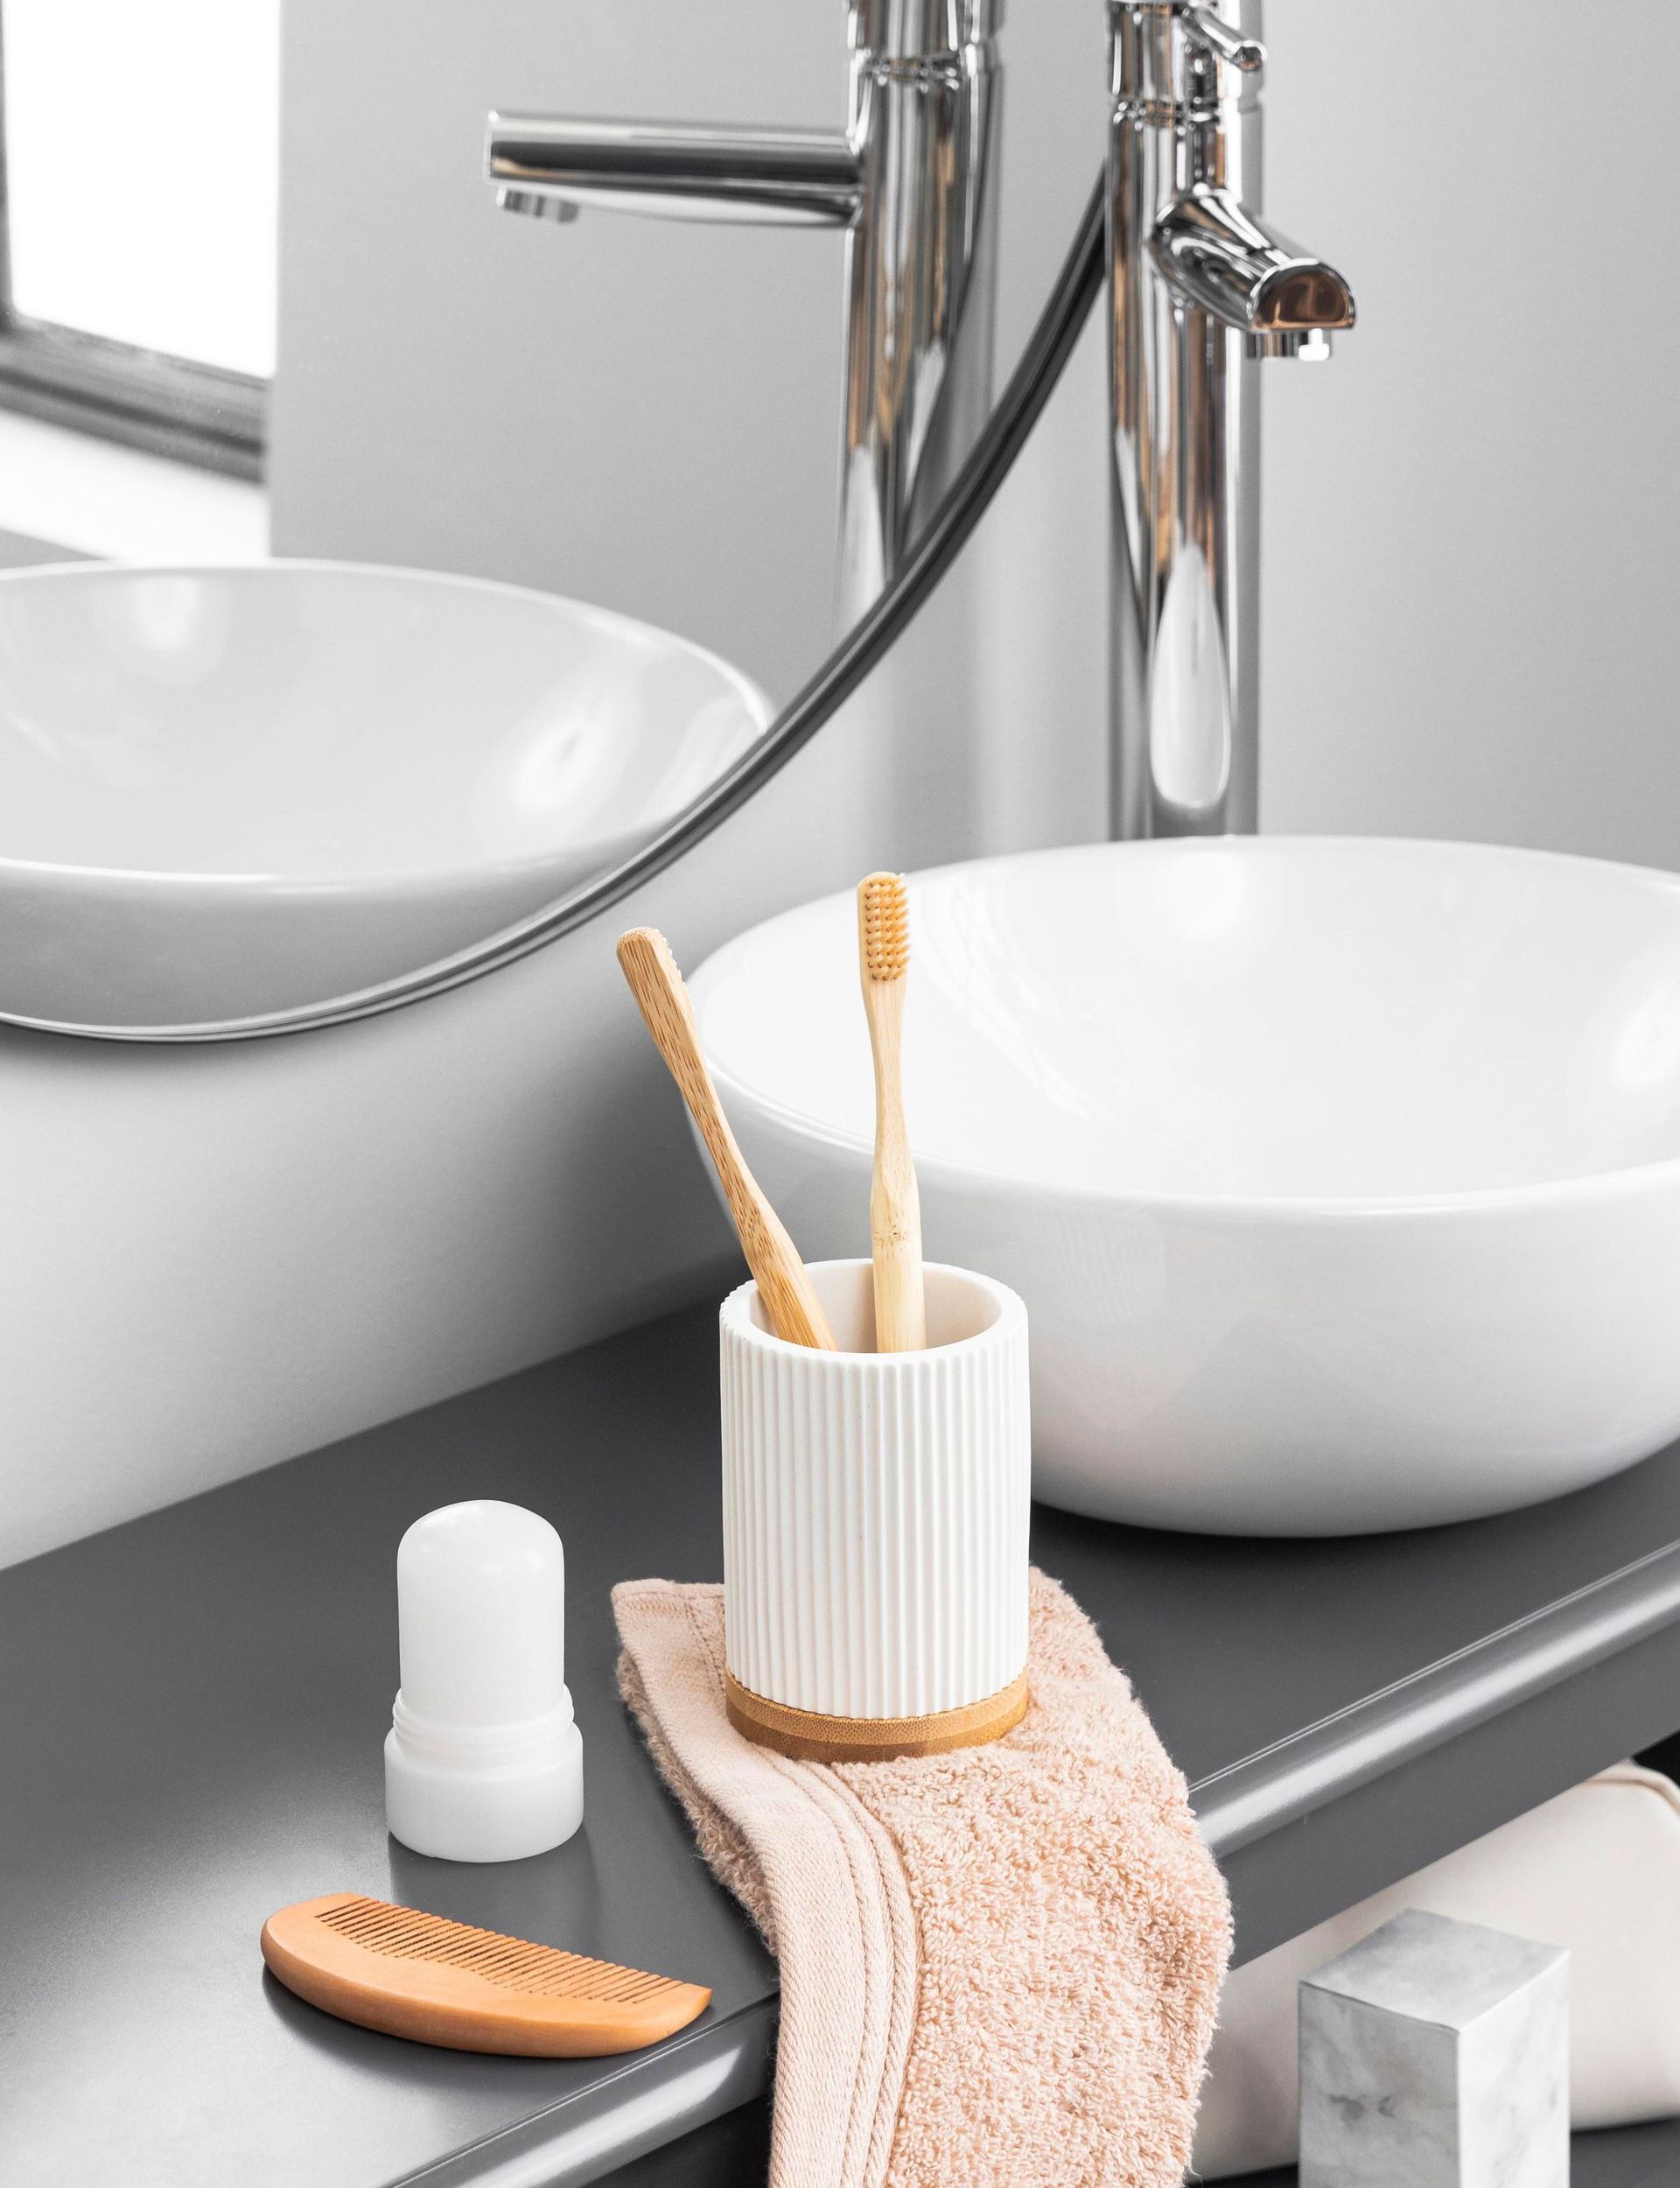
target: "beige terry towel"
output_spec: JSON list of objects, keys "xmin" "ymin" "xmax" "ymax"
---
[{"xmin": 613, "ymin": 1569, "xmax": 1230, "ymax": 2188}]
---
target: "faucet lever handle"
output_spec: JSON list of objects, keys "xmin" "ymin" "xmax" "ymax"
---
[{"xmin": 1180, "ymin": 6, "xmax": 1266, "ymax": 77}]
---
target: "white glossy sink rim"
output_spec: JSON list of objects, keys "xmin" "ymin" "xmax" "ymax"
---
[
  {"xmin": 696, "ymin": 834, "xmax": 1680, "ymax": 1222},
  {"xmin": 0, "ymin": 557, "xmax": 771, "ymax": 893},
  {"xmin": 696, "ymin": 834, "xmax": 1680, "ymax": 1534}
]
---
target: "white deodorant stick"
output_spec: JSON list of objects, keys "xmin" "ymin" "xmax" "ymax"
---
[{"xmin": 384, "ymin": 1500, "xmax": 584, "ymax": 1862}]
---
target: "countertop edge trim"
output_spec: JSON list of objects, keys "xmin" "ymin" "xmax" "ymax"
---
[
  {"xmin": 1191, "ymin": 1534, "xmax": 1680, "ymax": 1855},
  {"xmin": 386, "ymin": 1997, "xmax": 777, "ymax": 2188}
]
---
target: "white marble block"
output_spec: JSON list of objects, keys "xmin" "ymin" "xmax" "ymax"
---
[{"xmin": 1298, "ymin": 1906, "xmax": 1570, "ymax": 2188}]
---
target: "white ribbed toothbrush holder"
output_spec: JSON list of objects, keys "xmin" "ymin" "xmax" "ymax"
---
[{"xmin": 720, "ymin": 1258, "xmax": 1031, "ymax": 1762}]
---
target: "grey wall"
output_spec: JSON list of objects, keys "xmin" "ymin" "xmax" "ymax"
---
[
  {"xmin": 274, "ymin": 0, "xmax": 1680, "ymax": 874},
  {"xmin": 270, "ymin": 0, "xmax": 1103, "ymax": 711},
  {"xmin": 271, "ymin": 2, "xmax": 836, "ymax": 703},
  {"xmin": 1261, "ymin": 0, "xmax": 1680, "ymax": 865}
]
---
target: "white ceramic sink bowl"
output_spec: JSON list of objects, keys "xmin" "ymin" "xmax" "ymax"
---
[
  {"xmin": 0, "ymin": 560, "xmax": 769, "ymax": 1029},
  {"xmin": 690, "ymin": 838, "xmax": 1680, "ymax": 1535}
]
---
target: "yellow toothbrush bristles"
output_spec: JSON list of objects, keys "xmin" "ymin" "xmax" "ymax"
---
[{"xmin": 858, "ymin": 872, "xmax": 910, "ymax": 983}]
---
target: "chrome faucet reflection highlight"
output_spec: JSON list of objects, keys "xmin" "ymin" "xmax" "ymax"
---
[
  {"xmin": 1109, "ymin": 0, "xmax": 1353, "ymax": 838},
  {"xmin": 486, "ymin": 0, "xmax": 1003, "ymax": 628}
]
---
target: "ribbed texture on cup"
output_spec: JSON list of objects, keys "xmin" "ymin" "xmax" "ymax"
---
[{"xmin": 721, "ymin": 1262, "xmax": 1031, "ymax": 1720}]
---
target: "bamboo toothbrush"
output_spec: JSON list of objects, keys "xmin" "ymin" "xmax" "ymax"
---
[
  {"xmin": 617, "ymin": 926, "xmax": 836, "ymax": 1350},
  {"xmin": 858, "ymin": 873, "xmax": 926, "ymax": 1352}
]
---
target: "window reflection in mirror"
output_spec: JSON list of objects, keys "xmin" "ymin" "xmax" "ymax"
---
[{"xmin": 3, "ymin": 0, "xmax": 279, "ymax": 374}]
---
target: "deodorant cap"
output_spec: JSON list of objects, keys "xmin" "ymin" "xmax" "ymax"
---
[{"xmin": 384, "ymin": 1500, "xmax": 584, "ymax": 1863}]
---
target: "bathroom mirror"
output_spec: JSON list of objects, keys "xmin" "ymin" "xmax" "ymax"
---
[{"xmin": 0, "ymin": 0, "xmax": 1107, "ymax": 1039}]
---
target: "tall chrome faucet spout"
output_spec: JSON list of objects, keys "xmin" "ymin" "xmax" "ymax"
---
[
  {"xmin": 1150, "ymin": 184, "xmax": 1354, "ymax": 349},
  {"xmin": 1109, "ymin": 0, "xmax": 1354, "ymax": 838},
  {"xmin": 486, "ymin": 116, "xmax": 864, "ymax": 229},
  {"xmin": 486, "ymin": 1, "xmax": 1003, "ymax": 628}
]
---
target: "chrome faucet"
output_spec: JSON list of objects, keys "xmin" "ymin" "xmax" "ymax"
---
[
  {"xmin": 1109, "ymin": 1, "xmax": 1353, "ymax": 838},
  {"xmin": 486, "ymin": 1, "xmax": 1002, "ymax": 628}
]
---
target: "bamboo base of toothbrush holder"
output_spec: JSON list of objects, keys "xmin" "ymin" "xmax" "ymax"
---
[{"xmin": 720, "ymin": 1258, "xmax": 1032, "ymax": 1764}]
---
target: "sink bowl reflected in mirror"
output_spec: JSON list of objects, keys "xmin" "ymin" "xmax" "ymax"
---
[
  {"xmin": 691, "ymin": 838, "xmax": 1680, "ymax": 1535},
  {"xmin": 0, "ymin": 561, "xmax": 770, "ymax": 1032}
]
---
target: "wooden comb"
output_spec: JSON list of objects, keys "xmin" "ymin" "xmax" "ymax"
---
[{"xmin": 260, "ymin": 1893, "xmax": 710, "ymax": 2057}]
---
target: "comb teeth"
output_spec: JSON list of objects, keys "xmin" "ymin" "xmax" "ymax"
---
[
  {"xmin": 316, "ymin": 1897, "xmax": 685, "ymax": 2003},
  {"xmin": 858, "ymin": 872, "xmax": 909, "ymax": 982}
]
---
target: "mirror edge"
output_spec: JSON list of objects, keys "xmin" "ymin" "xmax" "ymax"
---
[{"xmin": 22, "ymin": 175, "xmax": 1102, "ymax": 1046}]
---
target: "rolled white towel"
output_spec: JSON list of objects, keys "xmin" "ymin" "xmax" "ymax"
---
[{"xmin": 1194, "ymin": 1762, "xmax": 1680, "ymax": 2178}]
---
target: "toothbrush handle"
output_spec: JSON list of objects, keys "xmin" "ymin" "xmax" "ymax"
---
[
  {"xmin": 864, "ymin": 978, "xmax": 927, "ymax": 1352},
  {"xmin": 618, "ymin": 929, "xmax": 837, "ymax": 1351}
]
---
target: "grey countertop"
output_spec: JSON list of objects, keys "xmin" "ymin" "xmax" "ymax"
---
[{"xmin": 5, "ymin": 1299, "xmax": 1680, "ymax": 2188}]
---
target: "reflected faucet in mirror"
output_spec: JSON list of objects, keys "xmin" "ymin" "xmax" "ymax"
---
[
  {"xmin": 1109, "ymin": 0, "xmax": 1354, "ymax": 838},
  {"xmin": 486, "ymin": 0, "xmax": 1003, "ymax": 629}
]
